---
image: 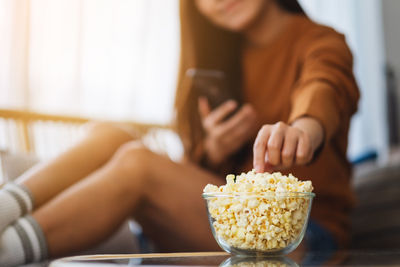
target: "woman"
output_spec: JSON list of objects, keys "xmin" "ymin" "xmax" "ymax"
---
[
  {"xmin": 0, "ymin": 0, "xmax": 359, "ymax": 265},
  {"xmin": 177, "ymin": 0, "xmax": 358, "ymax": 252}
]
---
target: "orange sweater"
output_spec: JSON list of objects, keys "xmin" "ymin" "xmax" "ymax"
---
[{"xmin": 239, "ymin": 15, "xmax": 360, "ymax": 247}]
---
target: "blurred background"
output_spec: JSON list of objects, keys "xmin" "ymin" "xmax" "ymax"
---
[
  {"xmin": 1, "ymin": 0, "xmax": 400, "ymax": 162},
  {"xmin": 0, "ymin": 0, "xmax": 399, "ymax": 251}
]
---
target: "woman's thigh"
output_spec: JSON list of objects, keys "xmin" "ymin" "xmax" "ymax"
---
[{"xmin": 129, "ymin": 149, "xmax": 225, "ymax": 252}]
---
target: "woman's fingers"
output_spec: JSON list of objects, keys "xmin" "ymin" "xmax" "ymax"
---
[
  {"xmin": 202, "ymin": 100, "xmax": 237, "ymax": 129},
  {"xmin": 201, "ymin": 102, "xmax": 259, "ymax": 165},
  {"xmin": 296, "ymin": 133, "xmax": 313, "ymax": 165},
  {"xmin": 253, "ymin": 125, "xmax": 271, "ymax": 173},
  {"xmin": 207, "ymin": 105, "xmax": 257, "ymax": 157},
  {"xmin": 263, "ymin": 161, "xmax": 275, "ymax": 173},
  {"xmin": 253, "ymin": 122, "xmax": 315, "ymax": 172},
  {"xmin": 281, "ymin": 130, "xmax": 299, "ymax": 168},
  {"xmin": 267, "ymin": 122, "xmax": 286, "ymax": 166},
  {"xmin": 198, "ymin": 97, "xmax": 211, "ymax": 120},
  {"xmin": 216, "ymin": 105, "xmax": 257, "ymax": 140}
]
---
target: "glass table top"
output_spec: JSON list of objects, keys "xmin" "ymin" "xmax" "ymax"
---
[{"xmin": 49, "ymin": 250, "xmax": 400, "ymax": 267}]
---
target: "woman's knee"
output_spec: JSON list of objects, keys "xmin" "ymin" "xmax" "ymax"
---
[
  {"xmin": 110, "ymin": 142, "xmax": 156, "ymax": 180},
  {"xmin": 84, "ymin": 121, "xmax": 138, "ymax": 142}
]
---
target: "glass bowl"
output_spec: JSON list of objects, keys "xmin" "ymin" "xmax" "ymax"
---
[{"xmin": 202, "ymin": 191, "xmax": 315, "ymax": 257}]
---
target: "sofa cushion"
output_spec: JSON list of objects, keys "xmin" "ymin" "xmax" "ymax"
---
[
  {"xmin": 0, "ymin": 150, "xmax": 39, "ymax": 183},
  {"xmin": 351, "ymin": 163, "xmax": 400, "ymax": 249}
]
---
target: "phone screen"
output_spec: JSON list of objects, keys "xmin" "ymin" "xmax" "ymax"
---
[{"xmin": 186, "ymin": 68, "xmax": 236, "ymax": 110}]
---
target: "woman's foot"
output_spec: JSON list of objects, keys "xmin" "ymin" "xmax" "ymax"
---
[
  {"xmin": 0, "ymin": 215, "xmax": 47, "ymax": 267},
  {"xmin": 0, "ymin": 183, "xmax": 34, "ymax": 233}
]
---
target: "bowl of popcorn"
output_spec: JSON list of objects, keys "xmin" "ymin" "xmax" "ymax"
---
[{"xmin": 203, "ymin": 170, "xmax": 315, "ymax": 257}]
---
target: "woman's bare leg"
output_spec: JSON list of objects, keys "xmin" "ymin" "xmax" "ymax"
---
[
  {"xmin": 32, "ymin": 142, "xmax": 223, "ymax": 257},
  {"xmin": 16, "ymin": 122, "xmax": 136, "ymax": 208}
]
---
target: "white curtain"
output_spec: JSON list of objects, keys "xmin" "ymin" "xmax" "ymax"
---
[
  {"xmin": 0, "ymin": 0, "xmax": 180, "ymax": 124},
  {"xmin": 1, "ymin": 0, "xmax": 389, "ymax": 161},
  {"xmin": 299, "ymin": 0, "xmax": 389, "ymax": 161}
]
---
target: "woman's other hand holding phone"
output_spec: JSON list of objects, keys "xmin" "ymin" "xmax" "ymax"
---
[
  {"xmin": 253, "ymin": 117, "xmax": 324, "ymax": 173},
  {"xmin": 198, "ymin": 97, "xmax": 259, "ymax": 167}
]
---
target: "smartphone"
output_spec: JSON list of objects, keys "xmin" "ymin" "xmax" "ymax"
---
[{"xmin": 186, "ymin": 68, "xmax": 240, "ymax": 111}]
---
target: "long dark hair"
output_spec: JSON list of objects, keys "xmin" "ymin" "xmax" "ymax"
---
[
  {"xmin": 175, "ymin": 0, "xmax": 306, "ymax": 162},
  {"xmin": 277, "ymin": 0, "xmax": 305, "ymax": 14}
]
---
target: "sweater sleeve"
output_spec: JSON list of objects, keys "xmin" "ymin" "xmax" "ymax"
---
[{"xmin": 288, "ymin": 29, "xmax": 360, "ymax": 142}]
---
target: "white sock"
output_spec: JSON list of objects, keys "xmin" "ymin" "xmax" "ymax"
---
[
  {"xmin": 0, "ymin": 216, "xmax": 48, "ymax": 267},
  {"xmin": 0, "ymin": 183, "xmax": 34, "ymax": 232}
]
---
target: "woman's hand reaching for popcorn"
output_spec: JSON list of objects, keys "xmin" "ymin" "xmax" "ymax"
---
[
  {"xmin": 198, "ymin": 97, "xmax": 259, "ymax": 167},
  {"xmin": 253, "ymin": 117, "xmax": 324, "ymax": 173}
]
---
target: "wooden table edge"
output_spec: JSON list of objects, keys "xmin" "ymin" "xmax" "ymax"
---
[{"xmin": 53, "ymin": 251, "xmax": 230, "ymax": 262}]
